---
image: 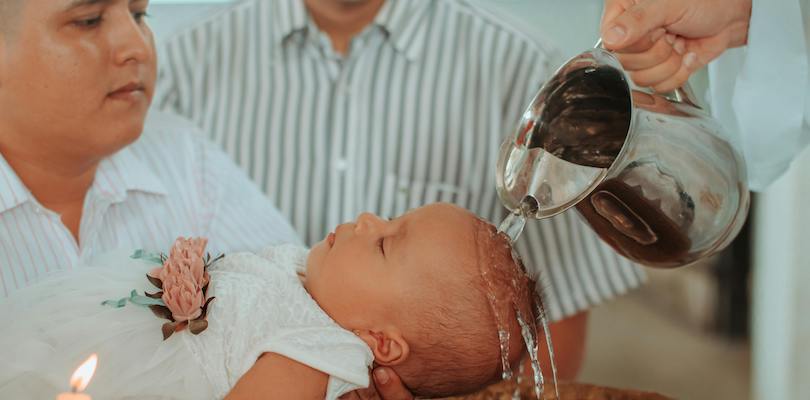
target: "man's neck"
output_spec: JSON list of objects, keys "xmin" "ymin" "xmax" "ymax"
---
[
  {"xmin": 303, "ymin": 0, "xmax": 385, "ymax": 55},
  {"xmin": 1, "ymin": 145, "xmax": 99, "ymax": 241}
]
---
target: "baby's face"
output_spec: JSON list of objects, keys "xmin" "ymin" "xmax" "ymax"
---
[{"xmin": 304, "ymin": 203, "xmax": 477, "ymax": 329}]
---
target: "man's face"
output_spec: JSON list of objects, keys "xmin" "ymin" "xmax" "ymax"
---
[
  {"xmin": 304, "ymin": 203, "xmax": 478, "ymax": 328},
  {"xmin": 0, "ymin": 0, "xmax": 156, "ymax": 162}
]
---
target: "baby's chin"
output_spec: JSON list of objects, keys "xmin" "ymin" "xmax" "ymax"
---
[{"xmin": 303, "ymin": 240, "xmax": 328, "ymax": 284}]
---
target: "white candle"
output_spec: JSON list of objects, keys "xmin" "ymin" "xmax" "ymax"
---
[{"xmin": 57, "ymin": 354, "xmax": 97, "ymax": 400}]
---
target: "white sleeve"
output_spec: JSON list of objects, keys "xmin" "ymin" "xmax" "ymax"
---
[
  {"xmin": 256, "ymin": 326, "xmax": 373, "ymax": 399},
  {"xmin": 707, "ymin": 0, "xmax": 809, "ymax": 191}
]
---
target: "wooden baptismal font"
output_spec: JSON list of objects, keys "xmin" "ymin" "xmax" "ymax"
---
[{"xmin": 449, "ymin": 380, "xmax": 673, "ymax": 400}]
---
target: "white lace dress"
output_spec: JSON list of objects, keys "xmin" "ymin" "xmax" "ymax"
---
[{"xmin": 0, "ymin": 245, "xmax": 373, "ymax": 399}]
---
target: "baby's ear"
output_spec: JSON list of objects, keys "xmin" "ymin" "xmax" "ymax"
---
[{"xmin": 356, "ymin": 329, "xmax": 409, "ymax": 366}]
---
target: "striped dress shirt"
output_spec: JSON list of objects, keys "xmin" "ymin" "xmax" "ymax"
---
[
  {"xmin": 154, "ymin": 0, "xmax": 644, "ymax": 320},
  {"xmin": 0, "ymin": 111, "xmax": 300, "ymax": 299}
]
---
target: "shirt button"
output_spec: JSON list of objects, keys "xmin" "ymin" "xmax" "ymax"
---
[{"xmin": 334, "ymin": 158, "xmax": 348, "ymax": 171}]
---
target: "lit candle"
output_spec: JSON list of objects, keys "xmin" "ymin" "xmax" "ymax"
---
[{"xmin": 57, "ymin": 354, "xmax": 97, "ymax": 400}]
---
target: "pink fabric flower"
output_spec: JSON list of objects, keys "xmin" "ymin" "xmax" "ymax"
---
[
  {"xmin": 148, "ymin": 237, "xmax": 210, "ymax": 288},
  {"xmin": 144, "ymin": 237, "xmax": 212, "ymax": 322},
  {"xmin": 161, "ymin": 273, "xmax": 204, "ymax": 322}
]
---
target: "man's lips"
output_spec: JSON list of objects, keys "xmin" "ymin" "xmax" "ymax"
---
[
  {"xmin": 108, "ymin": 82, "xmax": 145, "ymax": 99},
  {"xmin": 327, "ymin": 232, "xmax": 336, "ymax": 248}
]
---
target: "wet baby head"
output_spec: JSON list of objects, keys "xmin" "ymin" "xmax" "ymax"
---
[{"xmin": 305, "ymin": 203, "xmax": 539, "ymax": 397}]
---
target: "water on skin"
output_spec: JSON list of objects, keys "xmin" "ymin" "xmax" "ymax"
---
[
  {"xmin": 480, "ymin": 226, "xmax": 515, "ymax": 382},
  {"xmin": 499, "ymin": 329, "xmax": 513, "ymax": 380}
]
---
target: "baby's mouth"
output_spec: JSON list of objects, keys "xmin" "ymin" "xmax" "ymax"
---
[{"xmin": 327, "ymin": 232, "xmax": 336, "ymax": 248}]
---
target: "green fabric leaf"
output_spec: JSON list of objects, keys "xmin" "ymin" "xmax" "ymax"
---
[
  {"xmin": 101, "ymin": 297, "xmax": 128, "ymax": 308},
  {"xmin": 130, "ymin": 249, "xmax": 164, "ymax": 265},
  {"xmin": 128, "ymin": 290, "xmax": 165, "ymax": 307}
]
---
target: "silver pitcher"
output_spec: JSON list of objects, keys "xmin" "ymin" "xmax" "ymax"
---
[{"xmin": 496, "ymin": 46, "xmax": 750, "ymax": 268}]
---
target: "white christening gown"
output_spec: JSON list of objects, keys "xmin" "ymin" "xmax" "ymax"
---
[{"xmin": 0, "ymin": 244, "xmax": 373, "ymax": 399}]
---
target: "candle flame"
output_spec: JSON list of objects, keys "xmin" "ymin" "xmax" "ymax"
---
[{"xmin": 69, "ymin": 354, "xmax": 97, "ymax": 392}]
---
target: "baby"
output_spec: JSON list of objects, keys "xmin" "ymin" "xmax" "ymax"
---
[{"xmin": 0, "ymin": 203, "xmax": 539, "ymax": 399}]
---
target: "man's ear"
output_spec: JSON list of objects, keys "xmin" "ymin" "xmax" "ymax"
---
[{"xmin": 356, "ymin": 328, "xmax": 410, "ymax": 366}]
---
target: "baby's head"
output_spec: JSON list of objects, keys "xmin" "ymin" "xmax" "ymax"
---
[{"xmin": 305, "ymin": 203, "xmax": 539, "ymax": 397}]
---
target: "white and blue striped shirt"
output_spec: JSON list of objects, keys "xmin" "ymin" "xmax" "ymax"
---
[
  {"xmin": 0, "ymin": 111, "xmax": 299, "ymax": 299},
  {"xmin": 154, "ymin": 0, "xmax": 644, "ymax": 320}
]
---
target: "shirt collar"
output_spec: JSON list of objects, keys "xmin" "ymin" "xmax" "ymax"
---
[
  {"xmin": 0, "ymin": 153, "xmax": 34, "ymax": 213},
  {"xmin": 373, "ymin": 0, "xmax": 433, "ymax": 61},
  {"xmin": 271, "ymin": 0, "xmax": 309, "ymax": 45},
  {"xmin": 271, "ymin": 0, "xmax": 434, "ymax": 61},
  {"xmin": 0, "ymin": 144, "xmax": 167, "ymax": 214},
  {"xmin": 92, "ymin": 145, "xmax": 168, "ymax": 203}
]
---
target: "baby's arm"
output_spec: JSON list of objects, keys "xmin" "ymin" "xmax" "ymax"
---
[{"xmin": 225, "ymin": 352, "xmax": 328, "ymax": 399}]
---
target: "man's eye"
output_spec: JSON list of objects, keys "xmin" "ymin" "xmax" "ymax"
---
[
  {"xmin": 378, "ymin": 238, "xmax": 385, "ymax": 256},
  {"xmin": 132, "ymin": 11, "xmax": 149, "ymax": 23},
  {"xmin": 74, "ymin": 16, "xmax": 102, "ymax": 28}
]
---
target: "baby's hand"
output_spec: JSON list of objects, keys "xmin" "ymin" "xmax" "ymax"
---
[{"xmin": 341, "ymin": 367, "xmax": 414, "ymax": 400}]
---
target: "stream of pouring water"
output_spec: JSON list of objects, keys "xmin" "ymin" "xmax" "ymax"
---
[
  {"xmin": 517, "ymin": 311, "xmax": 544, "ymax": 399},
  {"xmin": 494, "ymin": 198, "xmax": 560, "ymax": 400},
  {"xmin": 534, "ymin": 291, "xmax": 560, "ymax": 399},
  {"xmin": 484, "ymin": 275, "xmax": 514, "ymax": 381}
]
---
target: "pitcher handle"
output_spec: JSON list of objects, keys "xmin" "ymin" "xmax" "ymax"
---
[{"xmin": 593, "ymin": 38, "xmax": 700, "ymax": 108}]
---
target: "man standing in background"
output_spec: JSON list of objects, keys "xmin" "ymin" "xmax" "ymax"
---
[{"xmin": 155, "ymin": 1, "xmax": 646, "ymax": 396}]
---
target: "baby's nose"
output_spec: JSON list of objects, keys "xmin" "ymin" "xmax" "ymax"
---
[{"xmin": 354, "ymin": 212, "xmax": 385, "ymax": 233}]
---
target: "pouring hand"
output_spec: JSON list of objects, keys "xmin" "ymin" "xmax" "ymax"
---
[{"xmin": 600, "ymin": 0, "xmax": 752, "ymax": 92}]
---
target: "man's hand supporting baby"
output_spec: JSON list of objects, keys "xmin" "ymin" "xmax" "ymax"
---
[{"xmin": 338, "ymin": 367, "xmax": 415, "ymax": 400}]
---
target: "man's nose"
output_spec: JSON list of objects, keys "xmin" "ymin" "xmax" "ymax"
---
[
  {"xmin": 111, "ymin": 11, "xmax": 152, "ymax": 66},
  {"xmin": 354, "ymin": 212, "xmax": 385, "ymax": 234}
]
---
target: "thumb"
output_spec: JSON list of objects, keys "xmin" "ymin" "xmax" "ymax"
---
[
  {"xmin": 373, "ymin": 367, "xmax": 414, "ymax": 400},
  {"xmin": 601, "ymin": 0, "xmax": 679, "ymax": 50}
]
